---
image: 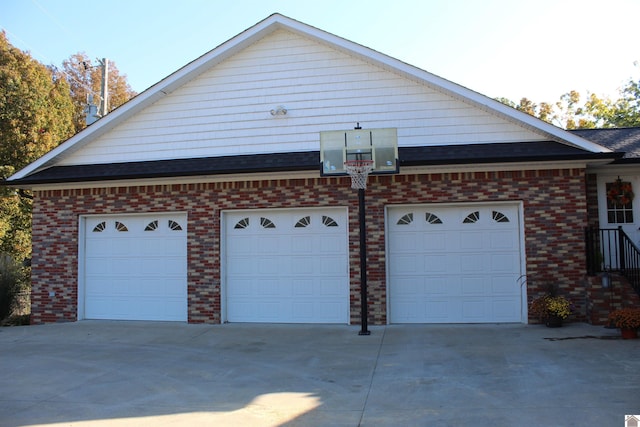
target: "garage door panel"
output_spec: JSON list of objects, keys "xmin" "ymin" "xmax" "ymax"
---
[
  {"xmin": 292, "ymin": 302, "xmax": 313, "ymax": 320},
  {"xmin": 490, "ymin": 231, "xmax": 519, "ymax": 249},
  {"xmin": 461, "ymin": 277, "xmax": 486, "ymax": 295},
  {"xmin": 493, "ymin": 298, "xmax": 521, "ymax": 320},
  {"xmin": 389, "ymin": 204, "xmax": 523, "ymax": 323},
  {"xmin": 228, "ymin": 236, "xmax": 254, "ymax": 254},
  {"xmin": 227, "ymin": 278, "xmax": 253, "ymax": 296},
  {"xmin": 140, "ymin": 257, "xmax": 173, "ymax": 273},
  {"xmin": 460, "ymin": 254, "xmax": 484, "ymax": 272},
  {"xmin": 425, "ymin": 276, "xmax": 448, "ymax": 295},
  {"xmin": 110, "ymin": 239, "xmax": 134, "ymax": 254},
  {"xmin": 85, "ymin": 258, "xmax": 110, "ymax": 275},
  {"xmin": 292, "ymin": 257, "xmax": 314, "ymax": 274},
  {"xmin": 490, "ymin": 253, "xmax": 518, "ymax": 272},
  {"xmin": 425, "ymin": 300, "xmax": 450, "ymax": 321},
  {"xmin": 423, "ymin": 233, "xmax": 445, "ymax": 251},
  {"xmin": 319, "ymin": 278, "xmax": 348, "ymax": 296},
  {"xmin": 225, "ymin": 208, "xmax": 348, "ymax": 323},
  {"xmin": 391, "ymin": 255, "xmax": 420, "ymax": 275},
  {"xmin": 462, "ymin": 299, "xmax": 486, "ymax": 321},
  {"xmin": 291, "ymin": 236, "xmax": 313, "ymax": 252},
  {"xmin": 258, "ymin": 257, "xmax": 281, "ymax": 275},
  {"xmin": 292, "ymin": 279, "xmax": 313, "ymax": 296},
  {"xmin": 460, "ymin": 231, "xmax": 484, "ymax": 250},
  {"xmin": 258, "ymin": 236, "xmax": 282, "ymax": 253},
  {"xmin": 319, "ymin": 235, "xmax": 344, "ymax": 252},
  {"xmin": 388, "ymin": 232, "xmax": 415, "ymax": 251},
  {"xmin": 320, "ymin": 256, "xmax": 346, "ymax": 274},
  {"xmin": 491, "ymin": 276, "xmax": 518, "ymax": 294}
]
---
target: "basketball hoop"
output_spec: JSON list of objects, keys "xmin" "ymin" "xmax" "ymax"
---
[{"xmin": 344, "ymin": 159, "xmax": 374, "ymax": 190}]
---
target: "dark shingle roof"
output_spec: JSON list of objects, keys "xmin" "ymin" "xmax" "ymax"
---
[
  {"xmin": 6, "ymin": 141, "xmax": 618, "ymax": 185},
  {"xmin": 569, "ymin": 127, "xmax": 640, "ymax": 160}
]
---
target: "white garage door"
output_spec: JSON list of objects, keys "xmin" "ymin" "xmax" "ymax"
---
[
  {"xmin": 83, "ymin": 214, "xmax": 187, "ymax": 321},
  {"xmin": 224, "ymin": 208, "xmax": 349, "ymax": 323},
  {"xmin": 388, "ymin": 204, "xmax": 523, "ymax": 323}
]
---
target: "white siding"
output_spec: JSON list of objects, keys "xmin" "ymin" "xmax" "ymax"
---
[{"xmin": 59, "ymin": 30, "xmax": 546, "ymax": 166}]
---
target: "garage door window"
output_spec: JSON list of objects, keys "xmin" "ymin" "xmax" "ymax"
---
[
  {"xmin": 397, "ymin": 213, "xmax": 413, "ymax": 225},
  {"xmin": 426, "ymin": 212, "xmax": 442, "ymax": 224},
  {"xmin": 463, "ymin": 211, "xmax": 480, "ymax": 223},
  {"xmin": 322, "ymin": 215, "xmax": 338, "ymax": 227},
  {"xmin": 145, "ymin": 220, "xmax": 158, "ymax": 231},
  {"xmin": 295, "ymin": 216, "xmax": 311, "ymax": 227},
  {"xmin": 234, "ymin": 218, "xmax": 250, "ymax": 229},
  {"xmin": 492, "ymin": 211, "xmax": 510, "ymax": 223},
  {"xmin": 260, "ymin": 217, "xmax": 276, "ymax": 228},
  {"xmin": 93, "ymin": 222, "xmax": 106, "ymax": 232},
  {"xmin": 169, "ymin": 220, "xmax": 183, "ymax": 230}
]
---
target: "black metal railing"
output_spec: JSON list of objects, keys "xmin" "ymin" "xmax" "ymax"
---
[{"xmin": 585, "ymin": 226, "xmax": 640, "ymax": 296}]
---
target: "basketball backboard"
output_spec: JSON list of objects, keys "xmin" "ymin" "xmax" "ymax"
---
[{"xmin": 319, "ymin": 127, "xmax": 398, "ymax": 176}]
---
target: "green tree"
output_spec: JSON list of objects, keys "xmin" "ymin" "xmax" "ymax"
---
[
  {"xmin": 0, "ymin": 31, "xmax": 75, "ymax": 262},
  {"xmin": 496, "ymin": 67, "xmax": 640, "ymax": 129},
  {"xmin": 61, "ymin": 53, "xmax": 137, "ymax": 132}
]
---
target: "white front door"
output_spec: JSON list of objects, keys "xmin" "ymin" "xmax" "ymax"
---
[
  {"xmin": 598, "ymin": 175, "xmax": 640, "ymax": 247},
  {"xmin": 387, "ymin": 203, "xmax": 525, "ymax": 323},
  {"xmin": 596, "ymin": 174, "xmax": 640, "ymax": 270},
  {"xmin": 224, "ymin": 208, "xmax": 349, "ymax": 323},
  {"xmin": 82, "ymin": 214, "xmax": 188, "ymax": 321}
]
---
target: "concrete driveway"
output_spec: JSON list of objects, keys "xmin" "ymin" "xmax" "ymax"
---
[{"xmin": 0, "ymin": 321, "xmax": 638, "ymax": 427}]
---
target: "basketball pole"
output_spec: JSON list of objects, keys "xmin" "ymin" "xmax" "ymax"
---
[{"xmin": 358, "ymin": 186, "xmax": 370, "ymax": 335}]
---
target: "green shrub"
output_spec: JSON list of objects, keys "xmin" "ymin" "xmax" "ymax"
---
[{"xmin": 0, "ymin": 255, "xmax": 24, "ymax": 320}]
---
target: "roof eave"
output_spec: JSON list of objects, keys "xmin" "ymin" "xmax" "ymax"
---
[{"xmin": 5, "ymin": 151, "xmax": 620, "ymax": 188}]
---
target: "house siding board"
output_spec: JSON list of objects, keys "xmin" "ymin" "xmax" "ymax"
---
[
  {"xmin": 30, "ymin": 168, "xmax": 587, "ymax": 325},
  {"xmin": 57, "ymin": 30, "xmax": 546, "ymax": 167}
]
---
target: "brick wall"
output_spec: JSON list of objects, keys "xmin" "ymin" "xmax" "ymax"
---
[
  {"xmin": 585, "ymin": 273, "xmax": 640, "ymax": 324},
  {"xmin": 31, "ymin": 167, "xmax": 587, "ymax": 325}
]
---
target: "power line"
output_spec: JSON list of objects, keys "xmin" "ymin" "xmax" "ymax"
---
[
  {"xmin": 30, "ymin": 0, "xmax": 77, "ymax": 41},
  {"xmin": 1, "ymin": 27, "xmax": 101, "ymax": 98}
]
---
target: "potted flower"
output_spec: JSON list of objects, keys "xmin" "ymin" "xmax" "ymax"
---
[
  {"xmin": 607, "ymin": 307, "xmax": 640, "ymax": 339},
  {"xmin": 530, "ymin": 294, "xmax": 572, "ymax": 327}
]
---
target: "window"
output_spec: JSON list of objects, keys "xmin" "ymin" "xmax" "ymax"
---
[
  {"xmin": 260, "ymin": 217, "xmax": 276, "ymax": 228},
  {"xmin": 295, "ymin": 216, "xmax": 311, "ymax": 228},
  {"xmin": 168, "ymin": 220, "xmax": 183, "ymax": 231},
  {"xmin": 397, "ymin": 213, "xmax": 413, "ymax": 225},
  {"xmin": 92, "ymin": 222, "xmax": 106, "ymax": 232},
  {"xmin": 322, "ymin": 216, "xmax": 338, "ymax": 227},
  {"xmin": 115, "ymin": 221, "xmax": 128, "ymax": 232},
  {"xmin": 492, "ymin": 211, "xmax": 510, "ymax": 223},
  {"xmin": 606, "ymin": 180, "xmax": 634, "ymax": 224},
  {"xmin": 145, "ymin": 220, "xmax": 159, "ymax": 231},
  {"xmin": 425, "ymin": 212, "xmax": 443, "ymax": 224},
  {"xmin": 234, "ymin": 218, "xmax": 250, "ymax": 229},
  {"xmin": 463, "ymin": 211, "xmax": 480, "ymax": 224}
]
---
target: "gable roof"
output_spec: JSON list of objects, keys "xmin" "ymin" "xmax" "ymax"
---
[{"xmin": 6, "ymin": 13, "xmax": 613, "ymax": 185}]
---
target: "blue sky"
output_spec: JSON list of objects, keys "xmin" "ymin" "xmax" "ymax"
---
[{"xmin": 2, "ymin": 0, "xmax": 639, "ymax": 104}]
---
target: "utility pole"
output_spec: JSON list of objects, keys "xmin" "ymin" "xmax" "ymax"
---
[
  {"xmin": 84, "ymin": 58, "xmax": 108, "ymax": 125},
  {"xmin": 98, "ymin": 58, "xmax": 108, "ymax": 118}
]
